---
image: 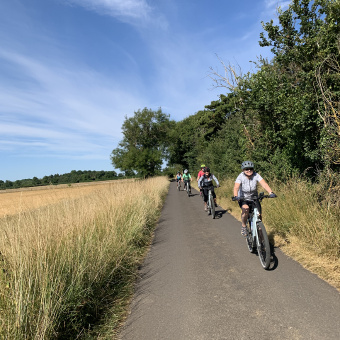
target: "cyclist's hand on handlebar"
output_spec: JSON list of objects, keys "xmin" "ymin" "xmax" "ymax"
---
[
  {"xmin": 232, "ymin": 196, "xmax": 240, "ymax": 201},
  {"xmin": 268, "ymin": 192, "xmax": 277, "ymax": 198}
]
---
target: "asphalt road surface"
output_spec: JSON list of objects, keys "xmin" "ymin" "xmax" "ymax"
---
[{"xmin": 119, "ymin": 181, "xmax": 340, "ymax": 340}]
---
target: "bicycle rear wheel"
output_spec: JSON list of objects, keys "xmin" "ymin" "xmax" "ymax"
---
[
  {"xmin": 210, "ymin": 195, "xmax": 215, "ymax": 219},
  {"xmin": 256, "ymin": 222, "xmax": 271, "ymax": 269},
  {"xmin": 186, "ymin": 183, "xmax": 190, "ymax": 196},
  {"xmin": 246, "ymin": 219, "xmax": 255, "ymax": 253}
]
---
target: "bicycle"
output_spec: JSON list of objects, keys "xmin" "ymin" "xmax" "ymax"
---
[
  {"xmin": 206, "ymin": 187, "xmax": 216, "ymax": 219},
  {"xmin": 177, "ymin": 180, "xmax": 181, "ymax": 191},
  {"xmin": 233, "ymin": 193, "xmax": 274, "ymax": 269},
  {"xmin": 184, "ymin": 181, "xmax": 191, "ymax": 197}
]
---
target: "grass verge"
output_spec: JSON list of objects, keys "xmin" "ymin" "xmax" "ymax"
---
[{"xmin": 0, "ymin": 177, "xmax": 169, "ymax": 339}]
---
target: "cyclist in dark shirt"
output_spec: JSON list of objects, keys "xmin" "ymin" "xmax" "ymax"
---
[{"xmin": 198, "ymin": 167, "xmax": 220, "ymax": 211}]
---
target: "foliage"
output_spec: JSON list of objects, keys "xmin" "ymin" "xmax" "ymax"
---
[
  {"xmin": 0, "ymin": 170, "xmax": 120, "ymax": 190},
  {"xmin": 168, "ymin": 0, "xmax": 340, "ymax": 181},
  {"xmin": 111, "ymin": 108, "xmax": 174, "ymax": 177}
]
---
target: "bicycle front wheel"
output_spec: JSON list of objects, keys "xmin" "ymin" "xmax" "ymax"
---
[
  {"xmin": 256, "ymin": 222, "xmax": 271, "ymax": 269},
  {"xmin": 210, "ymin": 195, "xmax": 215, "ymax": 219}
]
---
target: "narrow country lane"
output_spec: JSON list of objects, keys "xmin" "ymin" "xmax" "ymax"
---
[{"xmin": 118, "ymin": 181, "xmax": 340, "ymax": 340}]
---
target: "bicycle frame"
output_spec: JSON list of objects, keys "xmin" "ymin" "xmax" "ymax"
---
[{"xmin": 248, "ymin": 205, "xmax": 261, "ymax": 246}]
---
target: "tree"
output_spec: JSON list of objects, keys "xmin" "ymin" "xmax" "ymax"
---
[{"xmin": 111, "ymin": 108, "xmax": 174, "ymax": 177}]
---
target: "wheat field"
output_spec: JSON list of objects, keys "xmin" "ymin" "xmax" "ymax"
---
[{"xmin": 0, "ymin": 177, "xmax": 169, "ymax": 339}]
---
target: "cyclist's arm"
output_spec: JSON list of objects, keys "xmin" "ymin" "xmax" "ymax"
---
[
  {"xmin": 259, "ymin": 179, "xmax": 273, "ymax": 194},
  {"xmin": 233, "ymin": 182, "xmax": 240, "ymax": 197},
  {"xmin": 212, "ymin": 175, "xmax": 219, "ymax": 187},
  {"xmin": 198, "ymin": 176, "xmax": 202, "ymax": 188}
]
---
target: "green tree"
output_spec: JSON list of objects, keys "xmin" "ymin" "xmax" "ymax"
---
[{"xmin": 111, "ymin": 108, "xmax": 174, "ymax": 177}]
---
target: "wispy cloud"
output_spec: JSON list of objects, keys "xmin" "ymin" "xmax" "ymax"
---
[
  {"xmin": 64, "ymin": 0, "xmax": 154, "ymax": 22},
  {"xmin": 0, "ymin": 47, "xmax": 144, "ymax": 157},
  {"xmin": 265, "ymin": 0, "xmax": 290, "ymax": 11}
]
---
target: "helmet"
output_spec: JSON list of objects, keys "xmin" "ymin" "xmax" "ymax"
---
[
  {"xmin": 177, "ymin": 171, "xmax": 181, "ymax": 174},
  {"xmin": 205, "ymin": 167, "xmax": 210, "ymax": 172},
  {"xmin": 241, "ymin": 161, "xmax": 254, "ymax": 169},
  {"xmin": 184, "ymin": 169, "xmax": 188, "ymax": 174},
  {"xmin": 200, "ymin": 164, "xmax": 206, "ymax": 168}
]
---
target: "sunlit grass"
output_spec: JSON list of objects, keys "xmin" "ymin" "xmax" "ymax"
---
[{"xmin": 0, "ymin": 177, "xmax": 169, "ymax": 339}]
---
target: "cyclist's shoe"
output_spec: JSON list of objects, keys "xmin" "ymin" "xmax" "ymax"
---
[
  {"xmin": 241, "ymin": 227, "xmax": 247, "ymax": 236},
  {"xmin": 204, "ymin": 206, "xmax": 207, "ymax": 211},
  {"xmin": 215, "ymin": 203, "xmax": 218, "ymax": 207}
]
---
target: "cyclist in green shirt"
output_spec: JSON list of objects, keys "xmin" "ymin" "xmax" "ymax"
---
[{"xmin": 182, "ymin": 169, "xmax": 192, "ymax": 194}]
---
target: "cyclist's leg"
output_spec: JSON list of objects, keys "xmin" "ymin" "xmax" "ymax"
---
[
  {"xmin": 211, "ymin": 187, "xmax": 218, "ymax": 206},
  {"xmin": 203, "ymin": 188, "xmax": 208, "ymax": 210},
  {"xmin": 239, "ymin": 201, "xmax": 250, "ymax": 226}
]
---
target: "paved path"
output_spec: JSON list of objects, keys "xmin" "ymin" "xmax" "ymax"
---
[{"xmin": 119, "ymin": 182, "xmax": 340, "ymax": 340}]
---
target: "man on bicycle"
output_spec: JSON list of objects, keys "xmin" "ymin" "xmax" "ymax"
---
[
  {"xmin": 198, "ymin": 167, "xmax": 219, "ymax": 211},
  {"xmin": 176, "ymin": 171, "xmax": 182, "ymax": 189},
  {"xmin": 232, "ymin": 161, "xmax": 276, "ymax": 236},
  {"xmin": 182, "ymin": 169, "xmax": 192, "ymax": 193}
]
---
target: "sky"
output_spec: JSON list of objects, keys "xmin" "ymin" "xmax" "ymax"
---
[{"xmin": 0, "ymin": 0, "xmax": 290, "ymax": 181}]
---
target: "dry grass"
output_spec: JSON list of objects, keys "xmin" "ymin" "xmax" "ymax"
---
[
  {"xmin": 0, "ymin": 180, "xmax": 135, "ymax": 217},
  {"xmin": 215, "ymin": 177, "xmax": 340, "ymax": 291},
  {"xmin": 0, "ymin": 177, "xmax": 169, "ymax": 339}
]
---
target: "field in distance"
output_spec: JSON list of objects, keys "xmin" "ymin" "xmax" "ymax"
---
[{"xmin": 0, "ymin": 179, "xmax": 134, "ymax": 217}]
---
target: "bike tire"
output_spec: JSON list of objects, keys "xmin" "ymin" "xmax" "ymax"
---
[
  {"xmin": 187, "ymin": 183, "xmax": 190, "ymax": 196},
  {"xmin": 256, "ymin": 222, "xmax": 271, "ymax": 269},
  {"xmin": 207, "ymin": 196, "xmax": 211, "ymax": 215},
  {"xmin": 246, "ymin": 219, "xmax": 256, "ymax": 253},
  {"xmin": 210, "ymin": 195, "xmax": 215, "ymax": 219},
  {"xmin": 177, "ymin": 183, "xmax": 180, "ymax": 191}
]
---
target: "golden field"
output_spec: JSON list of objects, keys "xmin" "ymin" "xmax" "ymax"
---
[{"xmin": 0, "ymin": 177, "xmax": 169, "ymax": 339}]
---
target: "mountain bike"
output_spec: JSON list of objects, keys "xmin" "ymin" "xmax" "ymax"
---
[
  {"xmin": 184, "ymin": 181, "xmax": 191, "ymax": 197},
  {"xmin": 206, "ymin": 187, "xmax": 216, "ymax": 219},
  {"xmin": 235, "ymin": 193, "xmax": 274, "ymax": 269}
]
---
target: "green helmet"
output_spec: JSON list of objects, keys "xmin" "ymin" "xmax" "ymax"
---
[{"xmin": 200, "ymin": 164, "xmax": 206, "ymax": 168}]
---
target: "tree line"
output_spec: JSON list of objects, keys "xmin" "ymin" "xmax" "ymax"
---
[
  {"xmin": 0, "ymin": 170, "xmax": 129, "ymax": 190},
  {"xmin": 112, "ymin": 0, "xmax": 339, "ymax": 184}
]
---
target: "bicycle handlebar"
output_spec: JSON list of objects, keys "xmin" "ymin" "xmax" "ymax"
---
[{"xmin": 232, "ymin": 192, "xmax": 277, "ymax": 202}]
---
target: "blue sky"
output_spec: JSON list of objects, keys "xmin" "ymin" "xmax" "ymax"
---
[{"xmin": 0, "ymin": 0, "xmax": 290, "ymax": 181}]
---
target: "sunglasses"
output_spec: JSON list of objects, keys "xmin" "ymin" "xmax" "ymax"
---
[{"xmin": 244, "ymin": 168, "xmax": 254, "ymax": 171}]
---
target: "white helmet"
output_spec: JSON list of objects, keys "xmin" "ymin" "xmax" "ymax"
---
[{"xmin": 184, "ymin": 169, "xmax": 188, "ymax": 174}]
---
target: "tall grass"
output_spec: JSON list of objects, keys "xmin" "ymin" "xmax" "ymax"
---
[
  {"xmin": 216, "ymin": 176, "xmax": 340, "ymax": 289},
  {"xmin": 0, "ymin": 177, "xmax": 169, "ymax": 339}
]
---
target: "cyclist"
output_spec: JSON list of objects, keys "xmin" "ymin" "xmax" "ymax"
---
[
  {"xmin": 176, "ymin": 171, "xmax": 182, "ymax": 190},
  {"xmin": 232, "ymin": 161, "xmax": 276, "ymax": 236},
  {"xmin": 196, "ymin": 164, "xmax": 206, "ymax": 181},
  {"xmin": 198, "ymin": 167, "xmax": 219, "ymax": 211},
  {"xmin": 197, "ymin": 164, "xmax": 206, "ymax": 197},
  {"xmin": 182, "ymin": 169, "xmax": 192, "ymax": 193}
]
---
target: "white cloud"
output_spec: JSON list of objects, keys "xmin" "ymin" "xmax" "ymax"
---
[
  {"xmin": 265, "ymin": 0, "xmax": 290, "ymax": 11},
  {"xmin": 0, "ymin": 48, "xmax": 144, "ymax": 157},
  {"xmin": 64, "ymin": 0, "xmax": 153, "ymax": 20}
]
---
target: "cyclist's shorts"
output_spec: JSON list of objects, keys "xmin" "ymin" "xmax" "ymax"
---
[
  {"xmin": 203, "ymin": 186, "xmax": 215, "ymax": 202},
  {"xmin": 239, "ymin": 200, "xmax": 262, "ymax": 214}
]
